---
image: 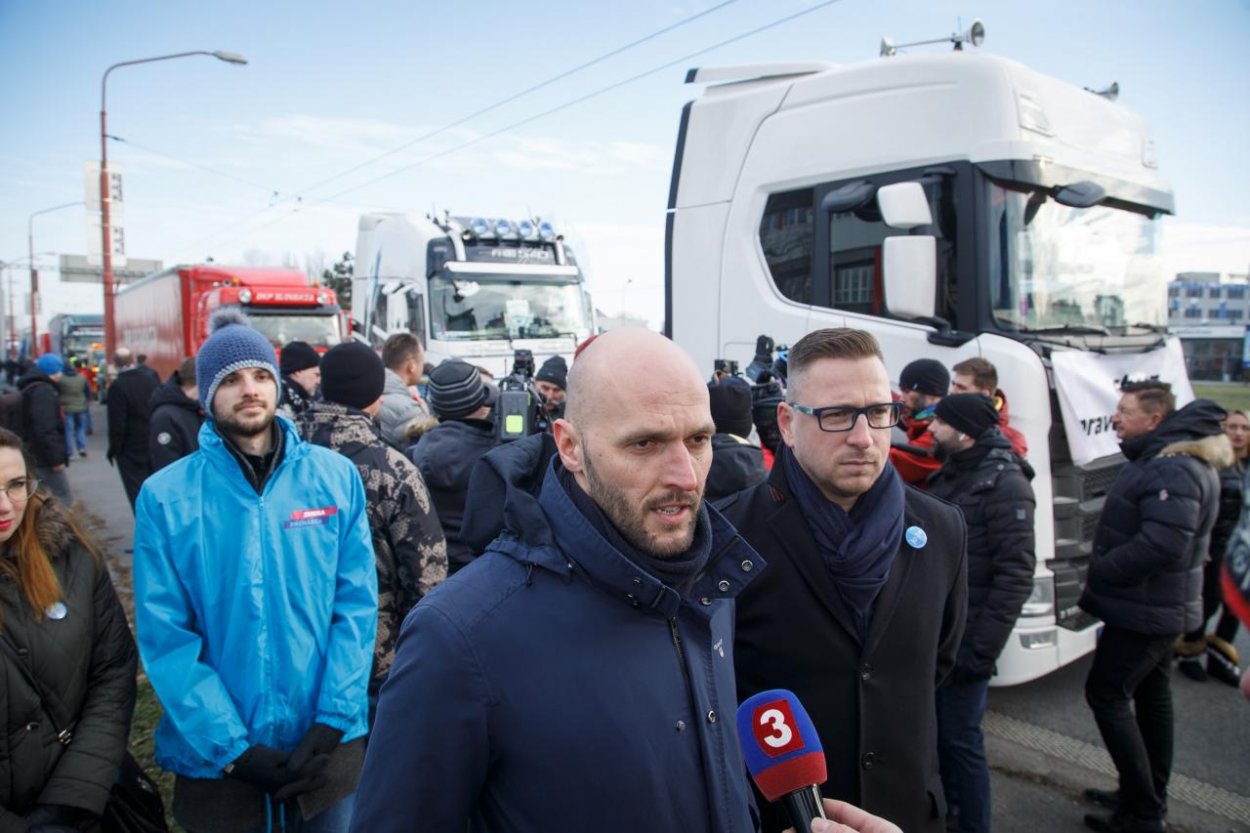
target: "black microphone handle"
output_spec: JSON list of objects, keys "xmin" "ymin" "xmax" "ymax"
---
[{"xmin": 781, "ymin": 784, "xmax": 827, "ymax": 831}]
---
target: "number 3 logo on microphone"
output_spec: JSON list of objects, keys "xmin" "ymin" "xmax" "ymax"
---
[{"xmin": 751, "ymin": 700, "xmax": 805, "ymax": 757}]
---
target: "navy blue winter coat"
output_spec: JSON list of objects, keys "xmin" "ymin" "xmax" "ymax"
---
[
  {"xmin": 351, "ymin": 459, "xmax": 764, "ymax": 833},
  {"xmin": 408, "ymin": 417, "xmax": 497, "ymax": 572},
  {"xmin": 1080, "ymin": 399, "xmax": 1230, "ymax": 635}
]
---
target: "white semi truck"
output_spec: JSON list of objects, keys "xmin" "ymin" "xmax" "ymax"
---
[
  {"xmin": 353, "ymin": 212, "xmax": 595, "ymax": 376},
  {"xmin": 666, "ymin": 40, "xmax": 1193, "ymax": 684}
]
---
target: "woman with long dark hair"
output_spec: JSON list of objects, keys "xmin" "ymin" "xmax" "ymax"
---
[
  {"xmin": 1177, "ymin": 409, "xmax": 1248, "ymax": 685},
  {"xmin": 0, "ymin": 428, "xmax": 137, "ymax": 831}
]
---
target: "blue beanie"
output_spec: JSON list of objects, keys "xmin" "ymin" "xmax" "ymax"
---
[
  {"xmin": 36, "ymin": 353, "xmax": 64, "ymax": 376},
  {"xmin": 196, "ymin": 309, "xmax": 281, "ymax": 412}
]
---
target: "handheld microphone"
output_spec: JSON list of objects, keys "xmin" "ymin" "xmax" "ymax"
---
[{"xmin": 736, "ymin": 689, "xmax": 827, "ymax": 831}]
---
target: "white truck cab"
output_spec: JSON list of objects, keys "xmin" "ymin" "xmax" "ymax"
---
[
  {"xmin": 667, "ymin": 48, "xmax": 1192, "ymax": 684},
  {"xmin": 353, "ymin": 212, "xmax": 595, "ymax": 377}
]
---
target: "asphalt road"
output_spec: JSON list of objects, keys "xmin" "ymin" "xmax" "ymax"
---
[{"xmin": 69, "ymin": 401, "xmax": 1250, "ymax": 832}]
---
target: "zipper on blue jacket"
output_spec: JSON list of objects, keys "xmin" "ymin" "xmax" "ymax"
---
[{"xmin": 668, "ymin": 618, "xmax": 697, "ymax": 713}]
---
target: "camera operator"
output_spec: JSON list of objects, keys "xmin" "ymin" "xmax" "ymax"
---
[
  {"xmin": 408, "ymin": 360, "xmax": 498, "ymax": 574},
  {"xmin": 534, "ymin": 356, "xmax": 568, "ymax": 420}
]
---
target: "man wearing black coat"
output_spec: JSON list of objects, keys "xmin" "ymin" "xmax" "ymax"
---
[
  {"xmin": 1079, "ymin": 383, "xmax": 1229, "ymax": 833},
  {"xmin": 18, "ymin": 354, "xmax": 72, "ymax": 505},
  {"xmin": 106, "ymin": 347, "xmax": 159, "ymax": 511},
  {"xmin": 705, "ymin": 377, "xmax": 766, "ymax": 501},
  {"xmin": 148, "ymin": 357, "xmax": 204, "ymax": 473},
  {"xmin": 408, "ymin": 359, "xmax": 498, "ymax": 573},
  {"xmin": 926, "ymin": 394, "xmax": 1036, "ymax": 833},
  {"xmin": 721, "ymin": 328, "xmax": 967, "ymax": 833}
]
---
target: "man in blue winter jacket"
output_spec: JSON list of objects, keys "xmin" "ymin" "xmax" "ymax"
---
[
  {"xmin": 351, "ymin": 327, "xmax": 764, "ymax": 833},
  {"xmin": 133, "ymin": 309, "xmax": 378, "ymax": 833}
]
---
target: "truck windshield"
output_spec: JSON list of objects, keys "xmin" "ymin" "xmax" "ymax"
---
[
  {"xmin": 429, "ymin": 274, "xmax": 588, "ymax": 341},
  {"xmin": 987, "ymin": 182, "xmax": 1166, "ymax": 333},
  {"xmin": 249, "ymin": 314, "xmax": 341, "ymax": 348}
]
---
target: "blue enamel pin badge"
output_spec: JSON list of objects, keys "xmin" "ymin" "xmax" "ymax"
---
[{"xmin": 905, "ymin": 525, "xmax": 928, "ymax": 549}]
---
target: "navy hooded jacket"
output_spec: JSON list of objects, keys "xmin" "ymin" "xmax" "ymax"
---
[{"xmin": 351, "ymin": 457, "xmax": 764, "ymax": 833}]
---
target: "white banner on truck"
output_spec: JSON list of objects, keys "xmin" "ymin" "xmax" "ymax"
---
[{"xmin": 1051, "ymin": 338, "xmax": 1194, "ymax": 466}]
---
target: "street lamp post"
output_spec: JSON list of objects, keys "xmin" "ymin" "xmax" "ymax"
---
[
  {"xmin": 99, "ymin": 49, "xmax": 246, "ymax": 357},
  {"xmin": 28, "ymin": 201, "xmax": 83, "ymax": 353}
]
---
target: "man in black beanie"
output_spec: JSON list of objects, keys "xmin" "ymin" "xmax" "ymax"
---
[
  {"xmin": 299, "ymin": 341, "xmax": 447, "ymax": 718},
  {"xmin": 706, "ymin": 378, "xmax": 766, "ymax": 501},
  {"xmin": 534, "ymin": 355, "xmax": 568, "ymax": 419},
  {"xmin": 926, "ymin": 394, "xmax": 1036, "ymax": 833},
  {"xmin": 279, "ymin": 340, "xmax": 322, "ymax": 419},
  {"xmin": 408, "ymin": 359, "xmax": 499, "ymax": 573},
  {"xmin": 889, "ymin": 357, "xmax": 949, "ymax": 487}
]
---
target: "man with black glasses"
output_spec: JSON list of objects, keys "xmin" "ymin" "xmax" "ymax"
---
[{"xmin": 721, "ymin": 327, "xmax": 968, "ymax": 833}]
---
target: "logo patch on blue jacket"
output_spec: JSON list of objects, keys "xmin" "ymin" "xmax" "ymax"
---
[{"xmin": 283, "ymin": 505, "xmax": 338, "ymax": 529}]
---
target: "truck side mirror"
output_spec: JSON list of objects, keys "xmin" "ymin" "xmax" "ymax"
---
[
  {"xmin": 877, "ymin": 182, "xmax": 933, "ymax": 229},
  {"xmin": 882, "ymin": 236, "xmax": 936, "ymax": 319}
]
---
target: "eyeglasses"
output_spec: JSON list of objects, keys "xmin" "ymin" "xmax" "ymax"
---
[
  {"xmin": 788, "ymin": 402, "xmax": 902, "ymax": 433},
  {"xmin": 1, "ymin": 478, "xmax": 38, "ymax": 503}
]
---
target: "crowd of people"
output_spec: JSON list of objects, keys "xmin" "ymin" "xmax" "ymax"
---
[{"xmin": 1, "ymin": 315, "xmax": 1248, "ymax": 833}]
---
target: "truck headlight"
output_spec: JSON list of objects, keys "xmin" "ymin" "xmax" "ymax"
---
[{"xmin": 1020, "ymin": 576, "xmax": 1055, "ymax": 618}]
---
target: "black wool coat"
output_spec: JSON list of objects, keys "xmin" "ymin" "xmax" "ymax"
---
[
  {"xmin": 106, "ymin": 367, "xmax": 159, "ymax": 467},
  {"xmin": 719, "ymin": 463, "xmax": 967, "ymax": 833},
  {"xmin": 0, "ymin": 500, "xmax": 137, "ymax": 825}
]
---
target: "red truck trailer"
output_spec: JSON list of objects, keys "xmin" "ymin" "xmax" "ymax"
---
[{"xmin": 114, "ymin": 264, "xmax": 345, "ymax": 381}]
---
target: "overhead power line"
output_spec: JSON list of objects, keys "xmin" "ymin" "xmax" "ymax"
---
[
  {"xmin": 171, "ymin": 0, "xmax": 843, "ymax": 260},
  {"xmin": 108, "ymin": 134, "xmax": 288, "ymax": 201},
  {"xmin": 321, "ymin": 0, "xmax": 844, "ymax": 203},
  {"xmin": 295, "ymin": 0, "xmax": 744, "ymax": 197}
]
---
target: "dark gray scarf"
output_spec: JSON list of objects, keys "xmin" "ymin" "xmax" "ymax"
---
[{"xmin": 781, "ymin": 445, "xmax": 903, "ymax": 642}]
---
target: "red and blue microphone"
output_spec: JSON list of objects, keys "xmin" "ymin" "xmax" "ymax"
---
[{"xmin": 736, "ymin": 689, "xmax": 827, "ymax": 830}]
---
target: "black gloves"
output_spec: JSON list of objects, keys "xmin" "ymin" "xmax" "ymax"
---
[
  {"xmin": 287, "ymin": 723, "xmax": 344, "ymax": 773},
  {"xmin": 227, "ymin": 744, "xmax": 298, "ymax": 794},
  {"xmin": 227, "ymin": 726, "xmax": 343, "ymax": 801},
  {"xmin": 272, "ymin": 723, "xmax": 344, "ymax": 802}
]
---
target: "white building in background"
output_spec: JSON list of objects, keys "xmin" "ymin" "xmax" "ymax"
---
[
  {"xmin": 1167, "ymin": 271, "xmax": 1250, "ymax": 381},
  {"xmin": 1168, "ymin": 271, "xmax": 1250, "ymax": 325}
]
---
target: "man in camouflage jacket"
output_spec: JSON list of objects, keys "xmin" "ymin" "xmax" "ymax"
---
[{"xmin": 300, "ymin": 342, "xmax": 448, "ymax": 714}]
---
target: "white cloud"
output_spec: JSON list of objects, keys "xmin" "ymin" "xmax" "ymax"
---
[{"xmin": 1162, "ymin": 220, "xmax": 1250, "ymax": 278}]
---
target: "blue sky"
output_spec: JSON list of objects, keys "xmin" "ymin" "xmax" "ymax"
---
[{"xmin": 3, "ymin": 0, "xmax": 1248, "ymax": 331}]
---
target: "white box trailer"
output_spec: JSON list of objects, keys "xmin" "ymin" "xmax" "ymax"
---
[{"xmin": 666, "ymin": 49, "xmax": 1193, "ymax": 685}]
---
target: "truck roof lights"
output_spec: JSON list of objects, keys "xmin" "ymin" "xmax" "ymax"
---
[
  {"xmin": 238, "ymin": 289, "xmax": 253, "ymax": 303},
  {"xmin": 317, "ymin": 291, "xmax": 331, "ymax": 305},
  {"xmin": 470, "ymin": 217, "xmax": 492, "ymax": 238},
  {"xmin": 538, "ymin": 221, "xmax": 557, "ymax": 241},
  {"xmin": 517, "ymin": 219, "xmax": 537, "ymax": 240},
  {"xmin": 495, "ymin": 219, "xmax": 517, "ymax": 240}
]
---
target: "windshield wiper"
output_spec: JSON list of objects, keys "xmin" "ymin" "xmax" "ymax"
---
[{"xmin": 1026, "ymin": 324, "xmax": 1111, "ymax": 336}]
